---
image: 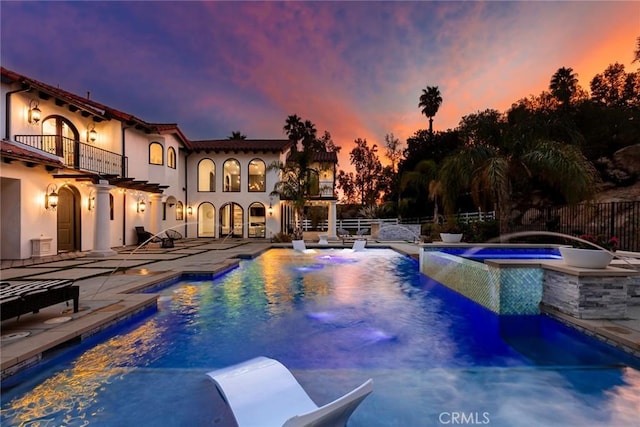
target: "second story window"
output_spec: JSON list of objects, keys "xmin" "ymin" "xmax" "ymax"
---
[
  {"xmin": 149, "ymin": 142, "xmax": 164, "ymax": 165},
  {"xmin": 248, "ymin": 159, "xmax": 265, "ymax": 192},
  {"xmin": 198, "ymin": 159, "xmax": 215, "ymax": 192},
  {"xmin": 223, "ymin": 159, "xmax": 241, "ymax": 192},
  {"xmin": 167, "ymin": 147, "xmax": 176, "ymax": 169}
]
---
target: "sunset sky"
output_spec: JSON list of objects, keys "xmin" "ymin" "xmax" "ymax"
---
[{"xmin": 1, "ymin": 1, "xmax": 638, "ymax": 169}]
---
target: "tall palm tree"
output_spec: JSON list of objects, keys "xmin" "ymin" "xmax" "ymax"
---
[
  {"xmin": 549, "ymin": 67, "xmax": 579, "ymax": 108},
  {"xmin": 227, "ymin": 131, "xmax": 247, "ymax": 140},
  {"xmin": 283, "ymin": 114, "xmax": 304, "ymax": 151},
  {"xmin": 418, "ymin": 86, "xmax": 443, "ymax": 134}
]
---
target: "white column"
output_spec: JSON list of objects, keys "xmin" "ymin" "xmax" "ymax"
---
[
  {"xmin": 88, "ymin": 180, "xmax": 117, "ymax": 257},
  {"xmin": 328, "ymin": 200, "xmax": 337, "ymax": 239},
  {"xmin": 150, "ymin": 193, "xmax": 163, "ymax": 235}
]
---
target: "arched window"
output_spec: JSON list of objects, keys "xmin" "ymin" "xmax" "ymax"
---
[
  {"xmin": 223, "ymin": 159, "xmax": 241, "ymax": 192},
  {"xmin": 149, "ymin": 142, "xmax": 164, "ymax": 165},
  {"xmin": 248, "ymin": 159, "xmax": 266, "ymax": 192},
  {"xmin": 248, "ymin": 202, "xmax": 266, "ymax": 238},
  {"xmin": 220, "ymin": 202, "xmax": 243, "ymax": 237},
  {"xmin": 198, "ymin": 159, "xmax": 215, "ymax": 192},
  {"xmin": 167, "ymin": 147, "xmax": 176, "ymax": 169}
]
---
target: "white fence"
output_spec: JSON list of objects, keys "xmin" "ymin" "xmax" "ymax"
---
[{"xmin": 301, "ymin": 211, "xmax": 495, "ymax": 231}]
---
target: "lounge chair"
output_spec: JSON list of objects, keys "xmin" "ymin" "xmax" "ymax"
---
[
  {"xmin": 352, "ymin": 240, "xmax": 367, "ymax": 252},
  {"xmin": 135, "ymin": 226, "xmax": 161, "ymax": 246},
  {"xmin": 292, "ymin": 240, "xmax": 316, "ymax": 254},
  {"xmin": 1, "ymin": 279, "xmax": 79, "ymax": 321},
  {"xmin": 206, "ymin": 356, "xmax": 373, "ymax": 427}
]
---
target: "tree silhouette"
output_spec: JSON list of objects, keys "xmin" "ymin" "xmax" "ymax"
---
[{"xmin": 418, "ymin": 86, "xmax": 443, "ymax": 134}]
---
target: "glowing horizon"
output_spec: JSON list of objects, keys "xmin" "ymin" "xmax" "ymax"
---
[{"xmin": 1, "ymin": 1, "xmax": 637, "ymax": 169}]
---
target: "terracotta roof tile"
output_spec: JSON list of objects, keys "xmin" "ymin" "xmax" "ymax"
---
[
  {"xmin": 189, "ymin": 139, "xmax": 293, "ymax": 153},
  {"xmin": 1, "ymin": 139, "xmax": 63, "ymax": 167}
]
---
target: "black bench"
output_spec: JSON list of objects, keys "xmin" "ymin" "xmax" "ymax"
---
[{"xmin": 1, "ymin": 280, "xmax": 79, "ymax": 321}]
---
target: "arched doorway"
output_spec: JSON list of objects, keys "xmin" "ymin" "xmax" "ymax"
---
[
  {"xmin": 197, "ymin": 202, "xmax": 215, "ymax": 237},
  {"xmin": 248, "ymin": 202, "xmax": 266, "ymax": 238},
  {"xmin": 57, "ymin": 185, "xmax": 81, "ymax": 252},
  {"xmin": 220, "ymin": 202, "xmax": 243, "ymax": 237},
  {"xmin": 42, "ymin": 115, "xmax": 79, "ymax": 168}
]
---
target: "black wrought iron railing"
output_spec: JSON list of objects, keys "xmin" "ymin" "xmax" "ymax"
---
[
  {"xmin": 517, "ymin": 201, "xmax": 640, "ymax": 252},
  {"xmin": 15, "ymin": 135, "xmax": 127, "ymax": 177}
]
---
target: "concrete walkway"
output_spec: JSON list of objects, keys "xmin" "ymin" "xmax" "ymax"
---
[{"xmin": 2, "ymin": 239, "xmax": 639, "ymax": 379}]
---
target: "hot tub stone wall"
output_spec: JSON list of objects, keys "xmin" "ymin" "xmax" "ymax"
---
[
  {"xmin": 542, "ymin": 270, "xmax": 628, "ymax": 319},
  {"xmin": 377, "ymin": 224, "xmax": 421, "ymax": 241}
]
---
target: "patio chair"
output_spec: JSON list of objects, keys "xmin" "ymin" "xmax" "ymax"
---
[
  {"xmin": 356, "ymin": 228, "xmax": 370, "ymax": 237},
  {"xmin": 162, "ymin": 229, "xmax": 183, "ymax": 248},
  {"xmin": 135, "ymin": 226, "xmax": 161, "ymax": 246},
  {"xmin": 206, "ymin": 356, "xmax": 373, "ymax": 427}
]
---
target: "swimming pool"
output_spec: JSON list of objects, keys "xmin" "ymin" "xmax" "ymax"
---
[
  {"xmin": 424, "ymin": 246, "xmax": 562, "ymax": 261},
  {"xmin": 2, "ymin": 249, "xmax": 639, "ymax": 426}
]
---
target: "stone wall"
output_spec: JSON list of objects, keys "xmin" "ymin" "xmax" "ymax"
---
[
  {"xmin": 377, "ymin": 224, "xmax": 421, "ymax": 241},
  {"xmin": 542, "ymin": 269, "xmax": 628, "ymax": 319}
]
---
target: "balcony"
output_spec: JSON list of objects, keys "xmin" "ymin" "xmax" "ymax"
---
[{"xmin": 15, "ymin": 135, "xmax": 127, "ymax": 177}]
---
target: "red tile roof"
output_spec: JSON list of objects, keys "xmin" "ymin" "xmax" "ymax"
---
[
  {"xmin": 1, "ymin": 67, "xmax": 189, "ymax": 144},
  {"xmin": 189, "ymin": 139, "xmax": 293, "ymax": 153},
  {"xmin": 0, "ymin": 139, "xmax": 63, "ymax": 168}
]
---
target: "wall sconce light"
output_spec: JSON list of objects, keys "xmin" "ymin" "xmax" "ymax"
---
[
  {"xmin": 268, "ymin": 203, "xmax": 273, "ymax": 217},
  {"xmin": 187, "ymin": 206, "xmax": 193, "ymax": 216},
  {"xmin": 45, "ymin": 184, "xmax": 58, "ymax": 210},
  {"xmin": 87, "ymin": 123, "xmax": 97, "ymax": 143},
  {"xmin": 88, "ymin": 190, "xmax": 96, "ymax": 211},
  {"xmin": 137, "ymin": 198, "xmax": 146, "ymax": 213},
  {"xmin": 28, "ymin": 100, "xmax": 41, "ymax": 124}
]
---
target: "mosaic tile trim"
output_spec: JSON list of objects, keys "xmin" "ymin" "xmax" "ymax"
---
[{"xmin": 420, "ymin": 251, "xmax": 543, "ymax": 315}]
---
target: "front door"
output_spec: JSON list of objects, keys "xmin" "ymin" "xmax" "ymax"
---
[{"xmin": 57, "ymin": 186, "xmax": 80, "ymax": 252}]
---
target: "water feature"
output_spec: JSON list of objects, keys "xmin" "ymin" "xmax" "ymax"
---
[{"xmin": 2, "ymin": 248, "xmax": 639, "ymax": 426}]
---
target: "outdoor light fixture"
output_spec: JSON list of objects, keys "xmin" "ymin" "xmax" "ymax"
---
[
  {"xmin": 28, "ymin": 100, "xmax": 41, "ymax": 124},
  {"xmin": 268, "ymin": 203, "xmax": 273, "ymax": 217},
  {"xmin": 45, "ymin": 184, "xmax": 58, "ymax": 210},
  {"xmin": 187, "ymin": 206, "xmax": 193, "ymax": 216},
  {"xmin": 137, "ymin": 198, "xmax": 146, "ymax": 213},
  {"xmin": 87, "ymin": 123, "xmax": 98, "ymax": 142},
  {"xmin": 88, "ymin": 190, "xmax": 96, "ymax": 211}
]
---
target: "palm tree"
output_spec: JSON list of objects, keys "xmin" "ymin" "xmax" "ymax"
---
[
  {"xmin": 283, "ymin": 114, "xmax": 304, "ymax": 151},
  {"xmin": 400, "ymin": 159, "xmax": 441, "ymax": 222},
  {"xmin": 549, "ymin": 67, "xmax": 579, "ymax": 108},
  {"xmin": 227, "ymin": 131, "xmax": 247, "ymax": 140},
  {"xmin": 633, "ymin": 36, "xmax": 640, "ymax": 63},
  {"xmin": 267, "ymin": 157, "xmax": 317, "ymax": 239},
  {"xmin": 439, "ymin": 111, "xmax": 599, "ymax": 235},
  {"xmin": 418, "ymin": 86, "xmax": 443, "ymax": 134}
]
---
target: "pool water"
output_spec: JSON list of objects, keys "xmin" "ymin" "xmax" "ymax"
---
[
  {"xmin": 2, "ymin": 249, "xmax": 639, "ymax": 426},
  {"xmin": 427, "ymin": 246, "xmax": 562, "ymax": 261}
]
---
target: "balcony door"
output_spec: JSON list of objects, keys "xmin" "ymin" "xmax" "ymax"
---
[{"xmin": 42, "ymin": 116, "xmax": 79, "ymax": 167}]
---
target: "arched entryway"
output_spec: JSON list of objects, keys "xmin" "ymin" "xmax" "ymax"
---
[
  {"xmin": 220, "ymin": 202, "xmax": 243, "ymax": 237},
  {"xmin": 57, "ymin": 185, "xmax": 81, "ymax": 252}
]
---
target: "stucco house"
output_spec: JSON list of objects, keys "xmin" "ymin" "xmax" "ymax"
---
[{"xmin": 0, "ymin": 67, "xmax": 338, "ymax": 260}]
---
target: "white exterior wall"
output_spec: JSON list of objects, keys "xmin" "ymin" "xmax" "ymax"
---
[{"xmin": 186, "ymin": 150, "xmax": 285, "ymax": 238}]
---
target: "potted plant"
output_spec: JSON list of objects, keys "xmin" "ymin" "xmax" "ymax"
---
[
  {"xmin": 439, "ymin": 223, "xmax": 463, "ymax": 243},
  {"xmin": 559, "ymin": 234, "xmax": 618, "ymax": 269}
]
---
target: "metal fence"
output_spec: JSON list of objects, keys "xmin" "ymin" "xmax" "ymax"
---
[{"xmin": 516, "ymin": 201, "xmax": 640, "ymax": 252}]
